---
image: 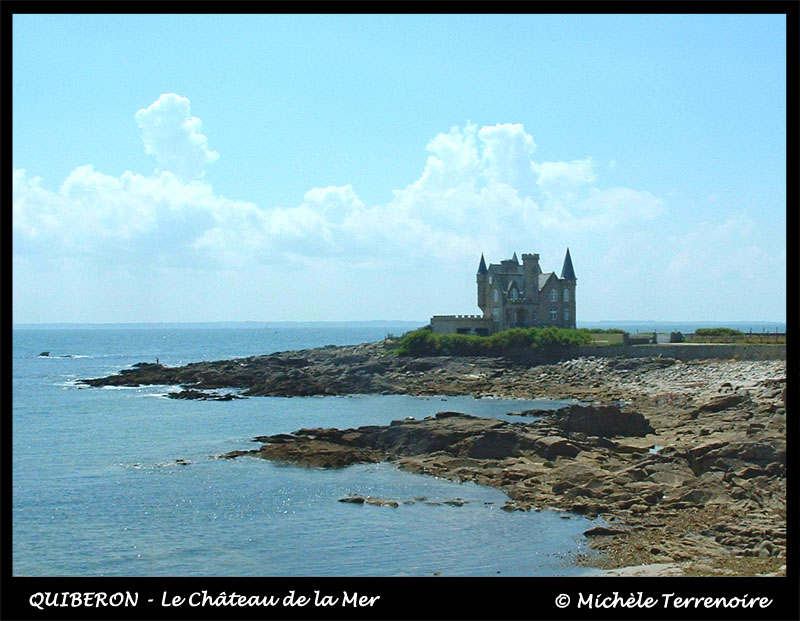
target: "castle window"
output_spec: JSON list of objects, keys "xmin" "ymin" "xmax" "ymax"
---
[
  {"xmin": 493, "ymin": 289, "xmax": 499, "ymax": 303},
  {"xmin": 510, "ymin": 287, "xmax": 519, "ymax": 301},
  {"xmin": 563, "ymin": 289, "xmax": 570, "ymax": 302},
  {"xmin": 564, "ymin": 309, "xmax": 570, "ymax": 321},
  {"xmin": 550, "ymin": 289, "xmax": 557, "ymax": 302},
  {"xmin": 550, "ymin": 307, "xmax": 557, "ymax": 321}
]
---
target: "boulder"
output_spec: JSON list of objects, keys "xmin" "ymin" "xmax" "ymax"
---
[
  {"xmin": 534, "ymin": 436, "xmax": 580, "ymax": 459},
  {"xmin": 584, "ymin": 526, "xmax": 626, "ymax": 537},
  {"xmin": 338, "ymin": 495, "xmax": 367, "ymax": 504},
  {"xmin": 682, "ymin": 440, "xmax": 785, "ymax": 475},
  {"xmin": 553, "ymin": 404, "xmax": 655, "ymax": 437},
  {"xmin": 507, "ymin": 406, "xmax": 570, "ymax": 417},
  {"xmin": 689, "ymin": 394, "xmax": 746, "ymax": 418}
]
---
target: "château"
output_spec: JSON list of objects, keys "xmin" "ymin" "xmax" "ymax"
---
[{"xmin": 431, "ymin": 249, "xmax": 577, "ymax": 335}]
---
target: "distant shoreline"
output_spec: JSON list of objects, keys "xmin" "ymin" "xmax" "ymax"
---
[
  {"xmin": 11, "ymin": 319, "xmax": 788, "ymax": 332},
  {"xmin": 12, "ymin": 320, "xmax": 429, "ymax": 330}
]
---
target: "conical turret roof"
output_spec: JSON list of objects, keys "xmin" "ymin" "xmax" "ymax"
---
[
  {"xmin": 477, "ymin": 253, "xmax": 488, "ymax": 275},
  {"xmin": 560, "ymin": 248, "xmax": 576, "ymax": 280}
]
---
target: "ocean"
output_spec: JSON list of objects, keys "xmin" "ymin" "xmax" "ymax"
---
[{"xmin": 12, "ymin": 323, "xmax": 599, "ymax": 577}]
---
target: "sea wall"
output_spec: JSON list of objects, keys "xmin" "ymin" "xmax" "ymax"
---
[{"xmin": 578, "ymin": 343, "xmax": 786, "ymax": 361}]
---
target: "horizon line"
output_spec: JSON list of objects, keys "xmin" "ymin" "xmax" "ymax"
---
[{"xmin": 12, "ymin": 319, "xmax": 788, "ymax": 328}]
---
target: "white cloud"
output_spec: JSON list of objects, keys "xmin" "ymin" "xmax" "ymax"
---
[
  {"xmin": 534, "ymin": 158, "xmax": 597, "ymax": 193},
  {"xmin": 16, "ymin": 97, "xmax": 686, "ymax": 321},
  {"xmin": 134, "ymin": 93, "xmax": 219, "ymax": 182},
  {"xmin": 478, "ymin": 123, "xmax": 538, "ymax": 192},
  {"xmin": 14, "ymin": 97, "xmax": 787, "ymax": 322}
]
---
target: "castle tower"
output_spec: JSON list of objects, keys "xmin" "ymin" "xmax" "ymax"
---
[
  {"xmin": 560, "ymin": 248, "xmax": 577, "ymax": 328},
  {"xmin": 476, "ymin": 253, "xmax": 488, "ymax": 313},
  {"xmin": 521, "ymin": 253, "xmax": 540, "ymax": 302}
]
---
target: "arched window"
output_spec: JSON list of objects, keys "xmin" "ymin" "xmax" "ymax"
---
[
  {"xmin": 493, "ymin": 289, "xmax": 499, "ymax": 303},
  {"xmin": 510, "ymin": 287, "xmax": 519, "ymax": 301},
  {"xmin": 563, "ymin": 289, "xmax": 570, "ymax": 302}
]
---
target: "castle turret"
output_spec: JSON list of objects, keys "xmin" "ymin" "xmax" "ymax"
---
[
  {"xmin": 560, "ymin": 248, "xmax": 577, "ymax": 328},
  {"xmin": 476, "ymin": 253, "xmax": 488, "ymax": 313}
]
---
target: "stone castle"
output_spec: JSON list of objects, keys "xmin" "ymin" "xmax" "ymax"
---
[{"xmin": 431, "ymin": 249, "xmax": 576, "ymax": 335}]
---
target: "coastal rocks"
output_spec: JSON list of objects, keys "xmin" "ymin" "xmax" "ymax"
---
[
  {"xmin": 81, "ymin": 340, "xmax": 786, "ymax": 576},
  {"xmin": 550, "ymin": 404, "xmax": 655, "ymax": 437},
  {"xmin": 80, "ymin": 361, "xmax": 173, "ymax": 387},
  {"xmin": 584, "ymin": 526, "xmax": 627, "ymax": 537},
  {"xmin": 608, "ymin": 357, "xmax": 677, "ymax": 371},
  {"xmin": 338, "ymin": 495, "xmax": 399, "ymax": 507},
  {"xmin": 167, "ymin": 389, "xmax": 244, "ymax": 401},
  {"xmin": 79, "ymin": 346, "xmax": 786, "ymax": 409},
  {"xmin": 223, "ymin": 413, "xmax": 539, "ymax": 466},
  {"xmin": 337, "ymin": 494, "xmax": 467, "ymax": 508},
  {"xmin": 226, "ymin": 387, "xmax": 785, "ymax": 575},
  {"xmin": 680, "ymin": 439, "xmax": 785, "ymax": 476},
  {"xmin": 688, "ymin": 393, "xmax": 747, "ymax": 418},
  {"xmin": 222, "ymin": 436, "xmax": 382, "ymax": 469},
  {"xmin": 600, "ymin": 562, "xmax": 685, "ymax": 577},
  {"xmin": 507, "ymin": 406, "xmax": 570, "ymax": 417},
  {"xmin": 533, "ymin": 436, "xmax": 580, "ymax": 459}
]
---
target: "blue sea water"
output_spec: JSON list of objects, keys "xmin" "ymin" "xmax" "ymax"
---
[{"xmin": 12, "ymin": 324, "xmax": 598, "ymax": 577}]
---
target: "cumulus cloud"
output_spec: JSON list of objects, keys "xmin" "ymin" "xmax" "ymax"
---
[
  {"xmin": 134, "ymin": 93, "xmax": 219, "ymax": 182},
  {"xmin": 535, "ymin": 158, "xmax": 596, "ymax": 193},
  {"xmin": 13, "ymin": 97, "xmax": 668, "ymax": 278},
  {"xmin": 478, "ymin": 123, "xmax": 537, "ymax": 191}
]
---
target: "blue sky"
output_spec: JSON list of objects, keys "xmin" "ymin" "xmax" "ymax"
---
[{"xmin": 12, "ymin": 13, "xmax": 787, "ymax": 323}]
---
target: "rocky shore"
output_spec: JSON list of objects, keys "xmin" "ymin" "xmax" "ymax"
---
[{"xmin": 81, "ymin": 341, "xmax": 787, "ymax": 576}]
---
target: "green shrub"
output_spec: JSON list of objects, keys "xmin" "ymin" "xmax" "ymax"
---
[
  {"xmin": 395, "ymin": 328, "xmax": 439, "ymax": 356},
  {"xmin": 694, "ymin": 327, "xmax": 744, "ymax": 337},
  {"xmin": 395, "ymin": 326, "xmax": 592, "ymax": 357}
]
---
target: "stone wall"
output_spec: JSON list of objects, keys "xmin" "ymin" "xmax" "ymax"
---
[
  {"xmin": 577, "ymin": 343, "xmax": 786, "ymax": 362},
  {"xmin": 430, "ymin": 315, "xmax": 494, "ymax": 335}
]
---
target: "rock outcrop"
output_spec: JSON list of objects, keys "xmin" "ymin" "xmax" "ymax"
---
[{"xmin": 222, "ymin": 387, "xmax": 786, "ymax": 577}]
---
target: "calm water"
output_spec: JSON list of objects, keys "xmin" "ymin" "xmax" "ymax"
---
[{"xmin": 13, "ymin": 324, "xmax": 597, "ymax": 577}]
